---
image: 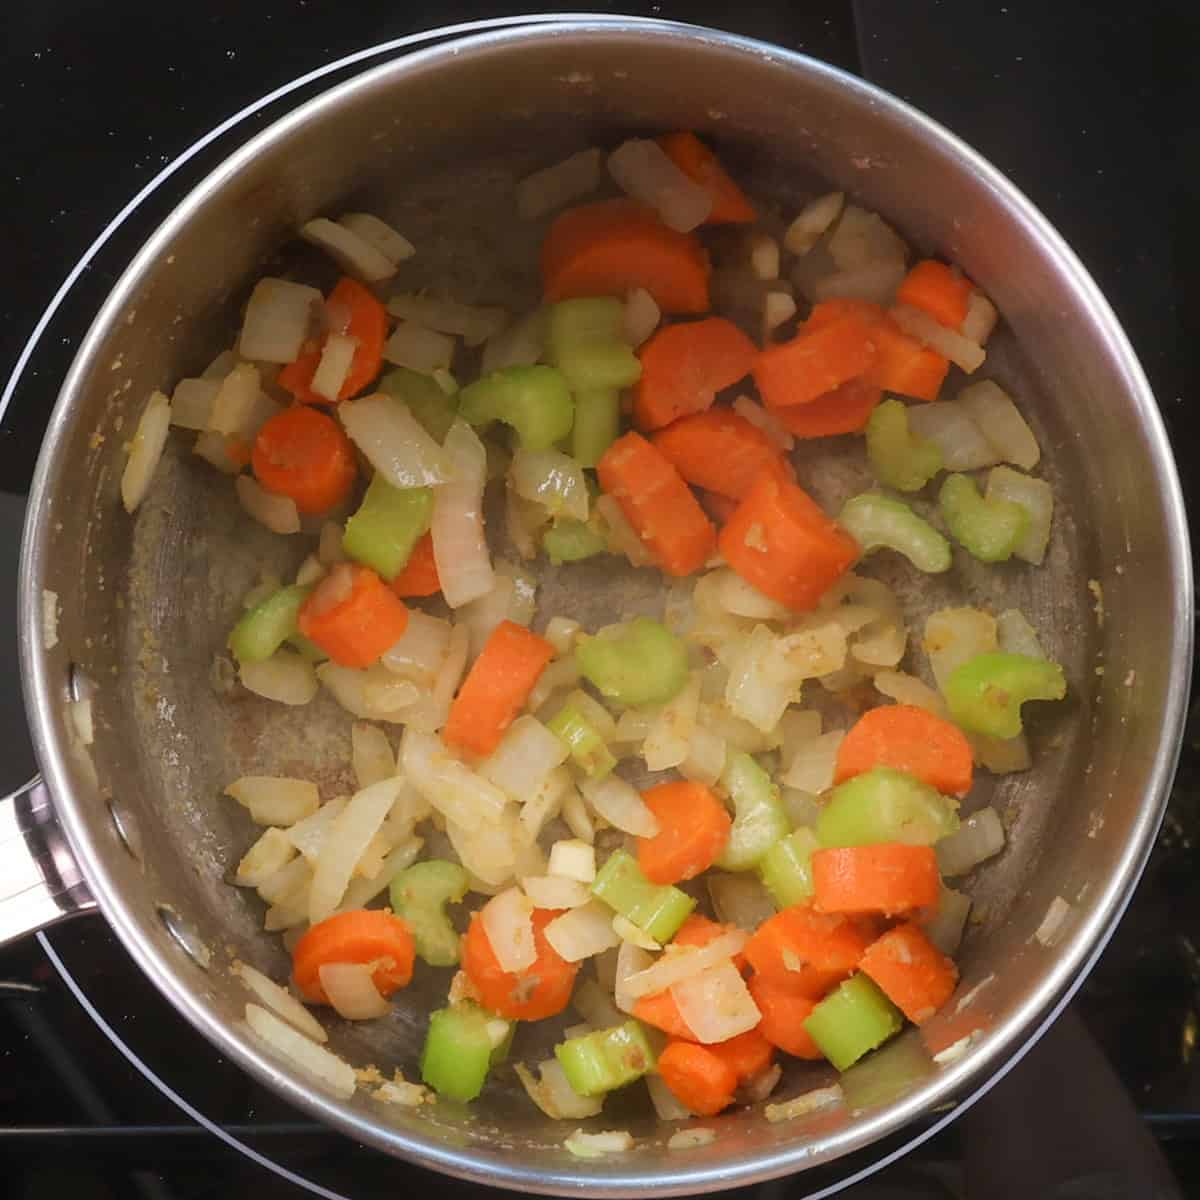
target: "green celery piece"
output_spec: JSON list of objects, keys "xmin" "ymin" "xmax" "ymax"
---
[
  {"xmin": 547, "ymin": 701, "xmax": 617, "ymax": 779},
  {"xmin": 543, "ymin": 518, "xmax": 608, "ymax": 566},
  {"xmin": 554, "ymin": 1020, "xmax": 657, "ymax": 1097},
  {"xmin": 389, "ymin": 860, "xmax": 469, "ymax": 967},
  {"xmin": 420, "ymin": 1006, "xmax": 494, "ymax": 1102},
  {"xmin": 341, "ymin": 475, "xmax": 433, "ymax": 580},
  {"xmin": 287, "ymin": 632, "xmax": 328, "ymax": 662},
  {"xmin": 758, "ymin": 827, "xmax": 819, "ymax": 906},
  {"xmin": 944, "ymin": 651, "xmax": 1066, "ymax": 739},
  {"xmin": 548, "ymin": 298, "xmax": 643, "ymax": 390},
  {"xmin": 718, "ymin": 752, "xmax": 790, "ymax": 871},
  {"xmin": 571, "ymin": 387, "xmax": 621, "ymax": 467},
  {"xmin": 575, "ymin": 617, "xmax": 688, "ymax": 707},
  {"xmin": 379, "ymin": 367, "xmax": 458, "ymax": 442},
  {"xmin": 591, "ymin": 850, "xmax": 695, "ymax": 943},
  {"xmin": 938, "ymin": 473, "xmax": 1029, "ymax": 564},
  {"xmin": 839, "ymin": 493, "xmax": 951, "ymax": 574},
  {"xmin": 227, "ymin": 584, "xmax": 310, "ymax": 664},
  {"xmin": 866, "ymin": 398, "xmax": 943, "ymax": 492},
  {"xmin": 803, "ymin": 974, "xmax": 904, "ymax": 1071},
  {"xmin": 457, "ymin": 365, "xmax": 574, "ymax": 451},
  {"xmin": 817, "ymin": 767, "xmax": 959, "ymax": 848}
]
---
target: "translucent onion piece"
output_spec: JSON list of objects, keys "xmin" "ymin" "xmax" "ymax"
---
[
  {"xmin": 245, "ymin": 1004, "xmax": 356, "ymax": 1097},
  {"xmin": 668, "ymin": 1126, "xmax": 715, "ymax": 1146},
  {"xmin": 765, "ymin": 1085, "xmax": 843, "ymax": 1123},
  {"xmin": 747, "ymin": 232, "xmax": 780, "ymax": 281},
  {"xmin": 763, "ymin": 290, "xmax": 799, "ymax": 341},
  {"xmin": 620, "ymin": 930, "xmax": 748, "ymax": 1001},
  {"xmin": 936, "ymin": 807, "xmax": 1005, "ymax": 877},
  {"xmin": 544, "ymin": 616, "xmax": 582, "ymax": 656},
  {"xmin": 548, "ymin": 838, "xmax": 596, "ymax": 883},
  {"xmin": 432, "ymin": 421, "xmax": 495, "ymax": 608},
  {"xmin": 402, "ymin": 623, "xmax": 469, "ymax": 734},
  {"xmin": 481, "ymin": 886, "xmax": 537, "ymax": 973},
  {"xmin": 235, "ymin": 828, "xmax": 297, "ymax": 887},
  {"xmin": 781, "ymin": 731, "xmax": 844, "ymax": 795},
  {"xmin": 445, "ymin": 809, "xmax": 523, "ymax": 889},
  {"xmin": 256, "ymin": 854, "xmax": 313, "ymax": 906},
  {"xmin": 120, "ymin": 391, "xmax": 171, "ymax": 514},
  {"xmin": 318, "ymin": 962, "xmax": 391, "ymax": 1020},
  {"xmin": 783, "ymin": 191, "xmax": 845, "ymax": 256},
  {"xmin": 337, "ymin": 838, "xmax": 423, "ymax": 912},
  {"xmin": 516, "ymin": 1059, "xmax": 604, "ymax": 1119},
  {"xmin": 573, "ymin": 976, "xmax": 625, "ymax": 1029},
  {"xmin": 236, "ymin": 475, "xmax": 301, "ymax": 535},
  {"xmin": 996, "ymin": 609, "xmax": 1046, "ymax": 660},
  {"xmin": 300, "ymin": 217, "xmax": 396, "ymax": 283},
  {"xmin": 482, "ymin": 309, "xmax": 546, "ymax": 375},
  {"xmin": 459, "ymin": 565, "xmax": 538, "ymax": 659},
  {"xmin": 622, "ymin": 287, "xmax": 661, "ymax": 347},
  {"xmin": 891, "ymin": 303, "xmax": 986, "ymax": 374},
  {"xmin": 337, "ymin": 212, "xmax": 415, "ymax": 266},
  {"xmin": 480, "ymin": 715, "xmax": 569, "ymax": 801},
  {"xmin": 614, "ymin": 940, "xmax": 654, "ymax": 1013},
  {"xmin": 607, "ymin": 138, "xmax": 712, "ymax": 232},
  {"xmin": 401, "ymin": 728, "xmax": 508, "ymax": 826},
  {"xmin": 959, "ymin": 290, "xmax": 999, "ymax": 346},
  {"xmin": 812, "ymin": 259, "xmax": 907, "ymax": 307},
  {"xmin": 285, "ymin": 798, "xmax": 349, "ymax": 864},
  {"xmin": 562, "ymin": 786, "xmax": 595, "ymax": 844},
  {"xmin": 671, "ymin": 960, "xmax": 761, "ymax": 1044},
  {"xmin": 874, "ymin": 670, "xmax": 949, "ymax": 718},
  {"xmin": 240, "ymin": 278, "xmax": 321, "ymax": 363},
  {"xmin": 923, "ymin": 608, "xmax": 999, "ymax": 693},
  {"xmin": 921, "ymin": 886, "xmax": 972, "ymax": 956},
  {"xmin": 906, "ymin": 402, "xmax": 1000, "ymax": 472},
  {"xmin": 382, "ymin": 320, "xmax": 456, "ymax": 374},
  {"xmin": 985, "ymin": 466, "xmax": 1054, "ymax": 565},
  {"xmin": 564, "ymin": 1130, "xmax": 634, "ymax": 1158},
  {"xmin": 351, "ymin": 722, "xmax": 395, "ymax": 789},
  {"xmin": 710, "ymin": 568, "xmax": 793, "ymax": 622},
  {"xmin": 596, "ymin": 493, "xmax": 656, "ymax": 567},
  {"xmin": 240, "ymin": 649, "xmax": 318, "ymax": 706},
  {"xmin": 381, "ymin": 611, "xmax": 453, "ymax": 685},
  {"xmin": 520, "ymin": 767, "xmax": 572, "ymax": 842},
  {"xmin": 1035, "ymin": 896, "xmax": 1073, "ymax": 947},
  {"xmin": 510, "ymin": 448, "xmax": 589, "ymax": 522},
  {"xmin": 707, "ymin": 872, "xmax": 777, "ymax": 931},
  {"xmin": 170, "ymin": 377, "xmax": 219, "ymax": 430},
  {"xmin": 521, "ymin": 874, "xmax": 592, "ymax": 908},
  {"xmin": 827, "ymin": 206, "xmax": 908, "ymax": 271},
  {"xmin": 732, "ymin": 395, "xmax": 794, "ymax": 452},
  {"xmin": 643, "ymin": 673, "xmax": 701, "ymax": 772},
  {"xmin": 316, "ymin": 663, "xmax": 421, "ymax": 723},
  {"xmin": 310, "ymin": 332, "xmax": 359, "ymax": 402},
  {"xmin": 651, "ymin": 1075, "xmax": 696, "ymax": 1122},
  {"xmin": 957, "ymin": 380, "xmax": 1040, "ymax": 470},
  {"xmin": 233, "ymin": 962, "xmax": 327, "ymax": 1042},
  {"xmin": 613, "ymin": 915, "xmax": 660, "ymax": 951},
  {"xmin": 225, "ymin": 776, "xmax": 319, "ymax": 826},
  {"xmin": 516, "ymin": 147, "xmax": 604, "ymax": 220},
  {"xmin": 679, "ymin": 726, "xmax": 728, "ymax": 787},
  {"xmin": 545, "ymin": 901, "xmax": 623, "ymax": 962},
  {"xmin": 579, "ymin": 777, "xmax": 659, "ymax": 838},
  {"xmin": 387, "ymin": 293, "xmax": 507, "ymax": 347},
  {"xmin": 340, "ymin": 394, "xmax": 452, "ymax": 488}
]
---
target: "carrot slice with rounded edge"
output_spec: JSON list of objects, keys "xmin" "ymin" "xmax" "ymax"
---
[
  {"xmin": 657, "ymin": 131, "xmax": 757, "ymax": 225},
  {"xmin": 699, "ymin": 488, "xmax": 739, "ymax": 525},
  {"xmin": 297, "ymin": 563, "xmax": 410, "ymax": 668},
  {"xmin": 867, "ymin": 321, "xmax": 949, "ymax": 402},
  {"xmin": 292, "ymin": 910, "xmax": 415, "ymax": 1004},
  {"xmin": 859, "ymin": 921, "xmax": 959, "ymax": 1025},
  {"xmin": 633, "ymin": 989, "xmax": 695, "ymax": 1039},
  {"xmin": 834, "ymin": 704, "xmax": 974, "ymax": 797},
  {"xmin": 803, "ymin": 298, "xmax": 887, "ymax": 331},
  {"xmin": 251, "ymin": 405, "xmax": 357, "ymax": 514},
  {"xmin": 389, "ymin": 530, "xmax": 441, "ymax": 598},
  {"xmin": 745, "ymin": 905, "xmax": 870, "ymax": 985},
  {"xmin": 541, "ymin": 199, "xmax": 711, "ymax": 315},
  {"xmin": 657, "ymin": 1040, "xmax": 738, "ymax": 1116},
  {"xmin": 638, "ymin": 781, "xmax": 732, "ymax": 885},
  {"xmin": 748, "ymin": 974, "xmax": 825, "ymax": 1059},
  {"xmin": 710, "ymin": 1028, "xmax": 776, "ymax": 1081},
  {"xmin": 811, "ymin": 844, "xmax": 941, "ymax": 917},
  {"xmin": 896, "ymin": 260, "xmax": 974, "ymax": 329},
  {"xmin": 650, "ymin": 408, "xmax": 791, "ymax": 498},
  {"xmin": 753, "ymin": 312, "xmax": 879, "ymax": 409},
  {"xmin": 771, "ymin": 377, "xmax": 883, "ymax": 439}
]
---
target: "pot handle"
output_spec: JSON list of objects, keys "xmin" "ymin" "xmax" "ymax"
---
[{"xmin": 0, "ymin": 775, "xmax": 95, "ymax": 948}]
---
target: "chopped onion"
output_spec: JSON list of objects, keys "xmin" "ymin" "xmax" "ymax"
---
[
  {"xmin": 522, "ymin": 874, "xmax": 592, "ymax": 908},
  {"xmin": 545, "ymin": 901, "xmax": 622, "ymax": 962},
  {"xmin": 781, "ymin": 731, "xmax": 844, "ymax": 795},
  {"xmin": 850, "ymin": 618, "xmax": 907, "ymax": 669},
  {"xmin": 316, "ymin": 663, "xmax": 421, "ymax": 722},
  {"xmin": 698, "ymin": 701, "xmax": 773, "ymax": 754},
  {"xmin": 607, "ymin": 138, "xmax": 712, "ymax": 232},
  {"xmin": 244, "ymin": 1003, "xmax": 355, "ymax": 1097},
  {"xmin": 651, "ymin": 1075, "xmax": 696, "ymax": 1122},
  {"xmin": 668, "ymin": 1126, "xmax": 715, "ymax": 1146},
  {"xmin": 402, "ymin": 623, "xmax": 469, "ymax": 734},
  {"xmin": 874, "ymin": 670, "xmax": 948, "ymax": 717},
  {"xmin": 318, "ymin": 961, "xmax": 391, "ymax": 1020},
  {"xmin": 970, "ymin": 730, "xmax": 1032, "ymax": 774},
  {"xmin": 596, "ymin": 494, "xmax": 655, "ymax": 567},
  {"xmin": 812, "ymin": 259, "xmax": 907, "ymax": 306},
  {"xmin": 996, "ymin": 609, "xmax": 1046, "ymax": 660},
  {"xmin": 225, "ymin": 776, "xmax": 319, "ymax": 826},
  {"xmin": 827, "ymin": 206, "xmax": 908, "ymax": 271},
  {"xmin": 622, "ymin": 287, "xmax": 661, "ymax": 347},
  {"xmin": 233, "ymin": 961, "xmax": 327, "ymax": 1042},
  {"xmin": 905, "ymin": 402, "xmax": 999, "ymax": 472},
  {"xmin": 208, "ymin": 363, "xmax": 261, "ymax": 435},
  {"xmin": 193, "ymin": 431, "xmax": 243, "ymax": 475},
  {"xmin": 517, "ymin": 147, "xmax": 603, "ymax": 219},
  {"xmin": 1035, "ymin": 895, "xmax": 1073, "ymax": 947},
  {"xmin": 709, "ymin": 568, "xmax": 792, "ymax": 622},
  {"xmin": 240, "ymin": 649, "xmax": 318, "ymax": 705},
  {"xmin": 924, "ymin": 607, "xmax": 998, "ymax": 692},
  {"xmin": 985, "ymin": 466, "xmax": 1054, "ymax": 565},
  {"xmin": 351, "ymin": 722, "xmax": 395, "ymax": 789},
  {"xmin": 240, "ymin": 278, "xmax": 321, "ymax": 363},
  {"xmin": 337, "ymin": 838, "xmax": 423, "ymax": 911},
  {"xmin": 747, "ymin": 232, "xmax": 780, "ymax": 280},
  {"xmin": 936, "ymin": 807, "xmax": 1005, "ymax": 877},
  {"xmin": 724, "ymin": 624, "xmax": 802, "ymax": 733},
  {"xmin": 235, "ymin": 827, "xmax": 298, "ymax": 886},
  {"xmin": 707, "ymin": 872, "xmax": 777, "ymax": 931},
  {"xmin": 374, "ymin": 1078, "xmax": 429, "ymax": 1107},
  {"xmin": 203, "ymin": 348, "xmax": 239, "ymax": 379},
  {"xmin": 579, "ymin": 777, "xmax": 659, "ymax": 838},
  {"xmin": 520, "ymin": 767, "xmax": 572, "ymax": 841},
  {"xmin": 171, "ymin": 377, "xmax": 219, "ymax": 430},
  {"xmin": 236, "ymin": 475, "xmax": 301, "ymax": 535},
  {"xmin": 310, "ymin": 332, "xmax": 359, "ymax": 402},
  {"xmin": 621, "ymin": 930, "xmax": 748, "ymax": 1001},
  {"xmin": 401, "ymin": 728, "xmax": 508, "ymax": 827},
  {"xmin": 564, "ymin": 1130, "xmax": 634, "ymax": 1158},
  {"xmin": 256, "ymin": 854, "xmax": 313, "ymax": 905},
  {"xmin": 732, "ymin": 395, "xmax": 794, "ymax": 452},
  {"xmin": 960, "ymin": 290, "xmax": 999, "ymax": 345},
  {"xmin": 432, "ymin": 421, "xmax": 495, "ymax": 608},
  {"xmin": 573, "ymin": 975, "xmax": 624, "ymax": 1029},
  {"xmin": 642, "ymin": 673, "xmax": 701, "ymax": 772},
  {"xmin": 516, "ymin": 1059, "xmax": 603, "ymax": 1119},
  {"xmin": 679, "ymin": 726, "xmax": 728, "ymax": 787},
  {"xmin": 481, "ymin": 887, "xmax": 537, "ymax": 972},
  {"xmin": 528, "ymin": 657, "xmax": 581, "ymax": 714},
  {"xmin": 921, "ymin": 885, "xmax": 971, "ymax": 956},
  {"xmin": 286, "ymin": 798, "xmax": 349, "ymax": 864},
  {"xmin": 381, "ymin": 611, "xmax": 453, "ymax": 685},
  {"xmin": 387, "ymin": 293, "xmax": 506, "ymax": 347},
  {"xmin": 613, "ymin": 915, "xmax": 660, "ymax": 951},
  {"xmin": 765, "ymin": 1084, "xmax": 843, "ymax": 1123},
  {"xmin": 671, "ymin": 959, "xmax": 761, "ymax": 1043},
  {"xmin": 782, "ymin": 789, "xmax": 820, "ymax": 828},
  {"xmin": 459, "ymin": 565, "xmax": 538, "ymax": 658},
  {"xmin": 776, "ymin": 709, "xmax": 822, "ymax": 771},
  {"xmin": 762, "ymin": 290, "xmax": 798, "ymax": 341},
  {"xmin": 548, "ymin": 838, "xmax": 596, "ymax": 883},
  {"xmin": 479, "ymin": 715, "xmax": 569, "ymax": 800},
  {"xmin": 891, "ymin": 303, "xmax": 985, "ymax": 374},
  {"xmin": 337, "ymin": 212, "xmax": 415, "ymax": 266},
  {"xmin": 784, "ymin": 192, "xmax": 845, "ymax": 256},
  {"xmin": 301, "ymin": 217, "xmax": 396, "ymax": 283},
  {"xmin": 294, "ymin": 554, "xmax": 324, "ymax": 587},
  {"xmin": 957, "ymin": 381, "xmax": 1040, "ymax": 470},
  {"xmin": 482, "ymin": 308, "xmax": 546, "ymax": 374},
  {"xmin": 382, "ymin": 320, "xmax": 455, "ymax": 374},
  {"xmin": 544, "ymin": 616, "xmax": 582, "ymax": 655},
  {"xmin": 510, "ymin": 448, "xmax": 589, "ymax": 522},
  {"xmin": 561, "ymin": 786, "xmax": 595, "ymax": 843},
  {"xmin": 120, "ymin": 390, "xmax": 171, "ymax": 514},
  {"xmin": 614, "ymin": 940, "xmax": 654, "ymax": 1013},
  {"xmin": 264, "ymin": 886, "xmax": 312, "ymax": 933},
  {"xmin": 340, "ymin": 394, "xmax": 452, "ymax": 488}
]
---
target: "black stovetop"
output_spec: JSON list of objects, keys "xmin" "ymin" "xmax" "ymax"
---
[{"xmin": 1, "ymin": 3, "xmax": 1197, "ymax": 1198}]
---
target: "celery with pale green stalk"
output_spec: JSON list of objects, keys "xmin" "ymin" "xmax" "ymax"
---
[
  {"xmin": 803, "ymin": 974, "xmax": 903, "ymax": 1071},
  {"xmin": 816, "ymin": 767, "xmax": 959, "ymax": 847},
  {"xmin": 389, "ymin": 860, "xmax": 469, "ymax": 967},
  {"xmin": 542, "ymin": 518, "xmax": 608, "ymax": 566},
  {"xmin": 457, "ymin": 365, "xmax": 574, "ymax": 451},
  {"xmin": 341, "ymin": 475, "xmax": 433, "ymax": 580},
  {"xmin": 379, "ymin": 367, "xmax": 458, "ymax": 442},
  {"xmin": 287, "ymin": 632, "xmax": 328, "ymax": 662},
  {"xmin": 554, "ymin": 1020, "xmax": 657, "ymax": 1097},
  {"xmin": 228, "ymin": 584, "xmax": 310, "ymax": 663},
  {"xmin": 839, "ymin": 493, "xmax": 951, "ymax": 573},
  {"xmin": 571, "ymin": 386, "xmax": 621, "ymax": 467},
  {"xmin": 575, "ymin": 617, "xmax": 688, "ymax": 707},
  {"xmin": 866, "ymin": 398, "xmax": 943, "ymax": 492},
  {"xmin": 547, "ymin": 298, "xmax": 642, "ymax": 391},
  {"xmin": 945, "ymin": 652, "xmax": 1066, "ymax": 739},
  {"xmin": 758, "ymin": 826, "xmax": 819, "ymax": 906},
  {"xmin": 718, "ymin": 751, "xmax": 790, "ymax": 871},
  {"xmin": 548, "ymin": 701, "xmax": 617, "ymax": 779},
  {"xmin": 590, "ymin": 849, "xmax": 695, "ymax": 942},
  {"xmin": 938, "ymin": 474, "xmax": 1028, "ymax": 563},
  {"xmin": 420, "ymin": 1005, "xmax": 495, "ymax": 1102}
]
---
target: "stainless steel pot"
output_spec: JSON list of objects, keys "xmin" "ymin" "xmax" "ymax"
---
[{"xmin": 5, "ymin": 17, "xmax": 1192, "ymax": 1196}]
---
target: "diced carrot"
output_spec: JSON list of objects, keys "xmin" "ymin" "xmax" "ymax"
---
[
  {"xmin": 811, "ymin": 844, "xmax": 941, "ymax": 917},
  {"xmin": 541, "ymin": 199, "xmax": 711, "ymax": 314},
  {"xmin": 753, "ymin": 312, "xmax": 879, "ymax": 409},
  {"xmin": 632, "ymin": 318, "xmax": 758, "ymax": 431},
  {"xmin": 672, "ymin": 913, "xmax": 749, "ymax": 973},
  {"xmin": 771, "ymin": 377, "xmax": 883, "ymax": 439},
  {"xmin": 638, "ymin": 781, "xmax": 732, "ymax": 885},
  {"xmin": 251, "ymin": 405, "xmax": 357, "ymax": 515},
  {"xmin": 896, "ymin": 260, "xmax": 974, "ymax": 329},
  {"xmin": 859, "ymin": 921, "xmax": 959, "ymax": 1025},
  {"xmin": 297, "ymin": 563, "xmax": 410, "ymax": 669},
  {"xmin": 748, "ymin": 974, "xmax": 824, "ymax": 1059},
  {"xmin": 657, "ymin": 1040, "xmax": 738, "ymax": 1116},
  {"xmin": 461, "ymin": 908, "xmax": 579, "ymax": 1021},
  {"xmin": 699, "ymin": 488, "xmax": 739, "ymax": 525},
  {"xmin": 718, "ymin": 472, "xmax": 858, "ymax": 611},
  {"xmin": 834, "ymin": 704, "xmax": 974, "ymax": 797},
  {"xmin": 656, "ymin": 131, "xmax": 758, "ymax": 225},
  {"xmin": 443, "ymin": 620, "xmax": 556, "ymax": 757},
  {"xmin": 745, "ymin": 905, "xmax": 869, "ymax": 986},
  {"xmin": 276, "ymin": 345, "xmax": 323, "ymax": 406},
  {"xmin": 596, "ymin": 432, "xmax": 716, "ymax": 577},
  {"xmin": 803, "ymin": 298, "xmax": 887, "ymax": 332},
  {"xmin": 389, "ymin": 530, "xmax": 441, "ymax": 598},
  {"xmin": 292, "ymin": 910, "xmax": 415, "ymax": 1004},
  {"xmin": 867, "ymin": 320, "xmax": 949, "ymax": 402},
  {"xmin": 633, "ymin": 989, "xmax": 694, "ymax": 1039},
  {"xmin": 708, "ymin": 1028, "xmax": 776, "ymax": 1081},
  {"xmin": 650, "ymin": 408, "xmax": 791, "ymax": 499}
]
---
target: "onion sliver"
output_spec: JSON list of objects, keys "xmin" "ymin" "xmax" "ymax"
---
[
  {"xmin": 620, "ymin": 929, "xmax": 748, "ymax": 1000},
  {"xmin": 671, "ymin": 960, "xmax": 761, "ymax": 1044},
  {"xmin": 236, "ymin": 475, "xmax": 301, "ymax": 535},
  {"xmin": 936, "ymin": 807, "xmax": 1005, "ymax": 877},
  {"xmin": 234, "ymin": 962, "xmax": 327, "ymax": 1042},
  {"xmin": 481, "ymin": 887, "xmax": 537, "ymax": 973},
  {"xmin": 516, "ymin": 148, "xmax": 603, "ymax": 220},
  {"xmin": 339, "ymin": 394, "xmax": 452, "ymax": 489},
  {"xmin": 579, "ymin": 777, "xmax": 659, "ymax": 838},
  {"xmin": 244, "ymin": 1003, "xmax": 355, "ymax": 1098},
  {"xmin": 401, "ymin": 728, "xmax": 508, "ymax": 827},
  {"xmin": 607, "ymin": 138, "xmax": 712, "ymax": 232},
  {"xmin": 337, "ymin": 212, "xmax": 415, "ymax": 266},
  {"xmin": 318, "ymin": 961, "xmax": 391, "ymax": 1020},
  {"xmin": 387, "ymin": 293, "xmax": 507, "ymax": 346},
  {"xmin": 300, "ymin": 217, "xmax": 396, "ymax": 283},
  {"xmin": 240, "ymin": 278, "xmax": 321, "ymax": 363},
  {"xmin": 226, "ymin": 776, "xmax": 319, "ymax": 826},
  {"xmin": 544, "ymin": 901, "xmax": 622, "ymax": 962},
  {"xmin": 432, "ymin": 421, "xmax": 495, "ymax": 608},
  {"xmin": 240, "ymin": 650, "xmax": 318, "ymax": 706},
  {"xmin": 120, "ymin": 390, "xmax": 171, "ymax": 514}
]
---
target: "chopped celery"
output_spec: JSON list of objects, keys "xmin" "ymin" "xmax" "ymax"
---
[
  {"xmin": 718, "ymin": 752, "xmax": 790, "ymax": 871},
  {"xmin": 591, "ymin": 849, "xmax": 695, "ymax": 943},
  {"xmin": 938, "ymin": 473, "xmax": 1028, "ymax": 563},
  {"xmin": 421, "ymin": 1005, "xmax": 494, "ymax": 1102},
  {"xmin": 817, "ymin": 767, "xmax": 959, "ymax": 847},
  {"xmin": 839, "ymin": 493, "xmax": 951, "ymax": 574},
  {"xmin": 542, "ymin": 518, "xmax": 608, "ymax": 566},
  {"xmin": 389, "ymin": 860, "xmax": 469, "ymax": 967},
  {"xmin": 554, "ymin": 1020, "xmax": 657, "ymax": 1097},
  {"xmin": 575, "ymin": 618, "xmax": 688, "ymax": 707},
  {"xmin": 572, "ymin": 387, "xmax": 621, "ymax": 467},
  {"xmin": 341, "ymin": 475, "xmax": 433, "ymax": 580},
  {"xmin": 548, "ymin": 701, "xmax": 617, "ymax": 779},
  {"xmin": 228, "ymin": 584, "xmax": 310, "ymax": 664},
  {"xmin": 803, "ymin": 974, "xmax": 903, "ymax": 1071},
  {"xmin": 287, "ymin": 632, "xmax": 328, "ymax": 662},
  {"xmin": 379, "ymin": 367, "xmax": 458, "ymax": 442},
  {"xmin": 547, "ymin": 298, "xmax": 642, "ymax": 390},
  {"xmin": 758, "ymin": 826, "xmax": 819, "ymax": 906},
  {"xmin": 457, "ymin": 365, "xmax": 574, "ymax": 451},
  {"xmin": 866, "ymin": 398, "xmax": 943, "ymax": 493},
  {"xmin": 945, "ymin": 651, "xmax": 1066, "ymax": 739}
]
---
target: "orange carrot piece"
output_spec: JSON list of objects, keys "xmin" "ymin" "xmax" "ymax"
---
[
  {"xmin": 803, "ymin": 298, "xmax": 887, "ymax": 331},
  {"xmin": 752, "ymin": 312, "xmax": 879, "ymax": 409},
  {"xmin": 461, "ymin": 908, "xmax": 579, "ymax": 1021},
  {"xmin": 745, "ymin": 905, "xmax": 869, "ymax": 986},
  {"xmin": 699, "ymin": 489, "xmax": 739, "ymax": 525},
  {"xmin": 657, "ymin": 131, "xmax": 757, "ymax": 225},
  {"xmin": 638, "ymin": 781, "xmax": 732, "ymax": 885},
  {"xmin": 632, "ymin": 318, "xmax": 758, "ymax": 431},
  {"xmin": 443, "ymin": 620, "xmax": 556, "ymax": 757},
  {"xmin": 657, "ymin": 1040, "xmax": 738, "ymax": 1116},
  {"xmin": 834, "ymin": 704, "xmax": 974, "ymax": 797},
  {"xmin": 276, "ymin": 345, "xmax": 324, "ymax": 406},
  {"xmin": 896, "ymin": 260, "xmax": 974, "ymax": 329},
  {"xmin": 718, "ymin": 472, "xmax": 858, "ymax": 611},
  {"xmin": 292, "ymin": 910, "xmax": 415, "ymax": 1004},
  {"xmin": 650, "ymin": 408, "xmax": 790, "ymax": 499},
  {"xmin": 867, "ymin": 320, "xmax": 949, "ymax": 402},
  {"xmin": 541, "ymin": 198, "xmax": 711, "ymax": 314},
  {"xmin": 748, "ymin": 974, "xmax": 824, "ymax": 1059},
  {"xmin": 771, "ymin": 377, "xmax": 883, "ymax": 439},
  {"xmin": 709, "ymin": 1028, "xmax": 776, "ymax": 1081},
  {"xmin": 251, "ymin": 405, "xmax": 357, "ymax": 514},
  {"xmin": 389, "ymin": 530, "xmax": 441, "ymax": 598},
  {"xmin": 811, "ymin": 844, "xmax": 941, "ymax": 917},
  {"xmin": 859, "ymin": 921, "xmax": 959, "ymax": 1025},
  {"xmin": 672, "ymin": 913, "xmax": 749, "ymax": 973},
  {"xmin": 596, "ymin": 432, "xmax": 716, "ymax": 577},
  {"xmin": 633, "ymin": 989, "xmax": 695, "ymax": 1040},
  {"xmin": 297, "ymin": 563, "xmax": 410, "ymax": 669}
]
